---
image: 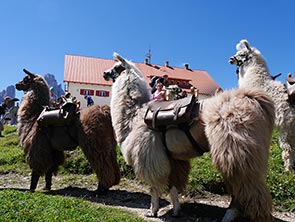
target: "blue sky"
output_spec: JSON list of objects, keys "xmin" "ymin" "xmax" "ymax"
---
[{"xmin": 1, "ymin": 0, "xmax": 295, "ymax": 99}]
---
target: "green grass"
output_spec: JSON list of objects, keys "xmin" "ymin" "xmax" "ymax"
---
[
  {"xmin": 187, "ymin": 153, "xmax": 225, "ymax": 195},
  {"xmin": 267, "ymin": 129, "xmax": 295, "ymax": 211},
  {"xmin": 0, "ymin": 126, "xmax": 28, "ymax": 173},
  {"xmin": 0, "ymin": 125, "xmax": 295, "ymax": 221},
  {"xmin": 0, "ymin": 189, "xmax": 145, "ymax": 222}
]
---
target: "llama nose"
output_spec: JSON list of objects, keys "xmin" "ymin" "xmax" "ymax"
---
[{"xmin": 229, "ymin": 57, "xmax": 236, "ymax": 64}]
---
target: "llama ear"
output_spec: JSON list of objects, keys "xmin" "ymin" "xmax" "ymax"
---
[
  {"xmin": 23, "ymin": 68, "xmax": 36, "ymax": 78},
  {"xmin": 236, "ymin": 39, "xmax": 251, "ymax": 51},
  {"xmin": 242, "ymin": 40, "xmax": 251, "ymax": 51},
  {"xmin": 113, "ymin": 52, "xmax": 129, "ymax": 68}
]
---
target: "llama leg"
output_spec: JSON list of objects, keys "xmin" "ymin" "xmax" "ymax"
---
[
  {"xmin": 169, "ymin": 186, "xmax": 181, "ymax": 217},
  {"xmin": 44, "ymin": 170, "xmax": 53, "ymax": 191},
  {"xmin": 222, "ymin": 196, "xmax": 241, "ymax": 222},
  {"xmin": 290, "ymin": 149, "xmax": 295, "ymax": 170},
  {"xmin": 279, "ymin": 132, "xmax": 293, "ymax": 171},
  {"xmin": 93, "ymin": 149, "xmax": 120, "ymax": 195},
  {"xmin": 30, "ymin": 170, "xmax": 40, "ymax": 191},
  {"xmin": 95, "ymin": 183, "xmax": 109, "ymax": 195},
  {"xmin": 146, "ymin": 187, "xmax": 159, "ymax": 217}
]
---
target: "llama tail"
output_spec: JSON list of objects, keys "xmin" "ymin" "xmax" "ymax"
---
[{"xmin": 202, "ymin": 88, "xmax": 275, "ymax": 221}]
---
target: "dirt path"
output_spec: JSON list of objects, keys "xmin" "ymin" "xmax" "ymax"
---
[{"xmin": 1, "ymin": 173, "xmax": 294, "ymax": 222}]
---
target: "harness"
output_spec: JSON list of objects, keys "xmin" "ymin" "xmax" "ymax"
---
[
  {"xmin": 231, "ymin": 54, "xmax": 251, "ymax": 75},
  {"xmin": 110, "ymin": 64, "xmax": 126, "ymax": 82}
]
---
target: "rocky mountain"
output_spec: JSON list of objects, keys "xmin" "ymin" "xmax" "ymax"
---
[
  {"xmin": 44, "ymin": 73, "xmax": 65, "ymax": 98},
  {"xmin": 0, "ymin": 86, "xmax": 16, "ymax": 102},
  {"xmin": 0, "ymin": 74, "xmax": 64, "ymax": 103}
]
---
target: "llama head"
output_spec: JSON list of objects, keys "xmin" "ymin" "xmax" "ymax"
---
[
  {"xmin": 15, "ymin": 69, "xmax": 48, "ymax": 92},
  {"xmin": 103, "ymin": 53, "xmax": 142, "ymax": 82},
  {"xmin": 229, "ymin": 39, "xmax": 261, "ymax": 67},
  {"xmin": 103, "ymin": 53, "xmax": 129, "ymax": 82}
]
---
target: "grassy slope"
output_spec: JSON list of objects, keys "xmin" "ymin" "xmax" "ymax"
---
[
  {"xmin": 0, "ymin": 189, "xmax": 145, "ymax": 222},
  {"xmin": 0, "ymin": 125, "xmax": 295, "ymax": 222}
]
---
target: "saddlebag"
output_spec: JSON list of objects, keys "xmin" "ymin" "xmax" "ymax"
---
[
  {"xmin": 144, "ymin": 94, "xmax": 199, "ymax": 129},
  {"xmin": 37, "ymin": 102, "xmax": 78, "ymax": 127}
]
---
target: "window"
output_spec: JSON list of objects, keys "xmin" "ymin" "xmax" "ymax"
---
[
  {"xmin": 96, "ymin": 90, "xmax": 110, "ymax": 97},
  {"xmin": 80, "ymin": 89, "xmax": 94, "ymax": 96}
]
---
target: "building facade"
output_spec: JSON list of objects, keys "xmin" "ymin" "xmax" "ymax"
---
[{"xmin": 64, "ymin": 54, "xmax": 221, "ymax": 109}]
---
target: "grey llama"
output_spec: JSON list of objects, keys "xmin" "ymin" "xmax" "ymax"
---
[{"xmin": 229, "ymin": 39, "xmax": 295, "ymax": 172}]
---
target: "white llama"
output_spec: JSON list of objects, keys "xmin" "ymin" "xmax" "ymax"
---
[
  {"xmin": 103, "ymin": 53, "xmax": 275, "ymax": 222},
  {"xmin": 229, "ymin": 39, "xmax": 295, "ymax": 171}
]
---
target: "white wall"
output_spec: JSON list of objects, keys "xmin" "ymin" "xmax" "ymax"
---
[
  {"xmin": 198, "ymin": 94, "xmax": 210, "ymax": 100},
  {"xmin": 67, "ymin": 82, "xmax": 111, "ymax": 109},
  {"xmin": 66, "ymin": 82, "xmax": 211, "ymax": 109}
]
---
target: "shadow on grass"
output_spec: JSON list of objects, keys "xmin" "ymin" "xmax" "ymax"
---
[{"xmin": 0, "ymin": 187, "xmax": 288, "ymax": 222}]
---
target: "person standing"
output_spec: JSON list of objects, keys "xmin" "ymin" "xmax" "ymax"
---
[
  {"xmin": 150, "ymin": 74, "xmax": 169, "ymax": 94},
  {"xmin": 49, "ymin": 86, "xmax": 58, "ymax": 108},
  {"xmin": 0, "ymin": 97, "xmax": 11, "ymax": 137},
  {"xmin": 151, "ymin": 82, "xmax": 165, "ymax": 101},
  {"xmin": 84, "ymin": 95, "xmax": 94, "ymax": 107}
]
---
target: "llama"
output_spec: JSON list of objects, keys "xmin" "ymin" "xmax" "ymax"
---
[
  {"xmin": 103, "ymin": 53, "xmax": 275, "ymax": 222},
  {"xmin": 229, "ymin": 39, "xmax": 295, "ymax": 172},
  {"xmin": 165, "ymin": 84, "xmax": 185, "ymax": 100},
  {"xmin": 15, "ymin": 69, "xmax": 120, "ymax": 194}
]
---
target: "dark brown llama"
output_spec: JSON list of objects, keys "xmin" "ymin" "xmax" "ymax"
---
[{"xmin": 15, "ymin": 69, "xmax": 120, "ymax": 194}]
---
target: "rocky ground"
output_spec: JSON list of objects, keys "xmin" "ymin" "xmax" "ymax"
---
[{"xmin": 1, "ymin": 172, "xmax": 294, "ymax": 222}]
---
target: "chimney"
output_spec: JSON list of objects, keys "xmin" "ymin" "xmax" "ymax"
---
[
  {"xmin": 165, "ymin": 61, "xmax": 169, "ymax": 67},
  {"xmin": 144, "ymin": 58, "xmax": 149, "ymax": 65},
  {"xmin": 184, "ymin": 63, "xmax": 189, "ymax": 70}
]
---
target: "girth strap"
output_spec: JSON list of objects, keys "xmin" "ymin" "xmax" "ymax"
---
[
  {"xmin": 181, "ymin": 124, "xmax": 207, "ymax": 155},
  {"xmin": 161, "ymin": 123, "xmax": 207, "ymax": 156}
]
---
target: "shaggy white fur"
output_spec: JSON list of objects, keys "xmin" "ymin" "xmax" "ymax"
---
[
  {"xmin": 104, "ymin": 53, "xmax": 275, "ymax": 221},
  {"xmin": 229, "ymin": 39, "xmax": 295, "ymax": 172}
]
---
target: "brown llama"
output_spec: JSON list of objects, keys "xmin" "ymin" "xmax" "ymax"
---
[{"xmin": 15, "ymin": 69, "xmax": 120, "ymax": 194}]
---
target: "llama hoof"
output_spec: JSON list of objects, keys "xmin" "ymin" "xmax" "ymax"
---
[
  {"xmin": 221, "ymin": 208, "xmax": 240, "ymax": 222},
  {"xmin": 42, "ymin": 186, "xmax": 51, "ymax": 191},
  {"xmin": 144, "ymin": 211, "xmax": 158, "ymax": 218},
  {"xmin": 94, "ymin": 187, "xmax": 109, "ymax": 195}
]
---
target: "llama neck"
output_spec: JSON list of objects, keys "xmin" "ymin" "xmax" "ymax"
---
[
  {"xmin": 110, "ymin": 75, "xmax": 150, "ymax": 145},
  {"xmin": 17, "ymin": 89, "xmax": 50, "ymax": 140},
  {"xmin": 238, "ymin": 56, "xmax": 288, "ymax": 126},
  {"xmin": 238, "ymin": 57, "xmax": 271, "ymax": 89},
  {"xmin": 111, "ymin": 99, "xmax": 138, "ymax": 145}
]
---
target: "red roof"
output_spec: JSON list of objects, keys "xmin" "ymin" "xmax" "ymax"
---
[{"xmin": 64, "ymin": 54, "xmax": 220, "ymax": 95}]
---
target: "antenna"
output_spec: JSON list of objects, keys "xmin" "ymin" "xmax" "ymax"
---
[{"xmin": 145, "ymin": 45, "xmax": 152, "ymax": 64}]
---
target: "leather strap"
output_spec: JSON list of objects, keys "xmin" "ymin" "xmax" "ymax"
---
[
  {"xmin": 182, "ymin": 124, "xmax": 207, "ymax": 155},
  {"xmin": 173, "ymin": 105, "xmax": 181, "ymax": 121},
  {"xmin": 152, "ymin": 107, "xmax": 160, "ymax": 129}
]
